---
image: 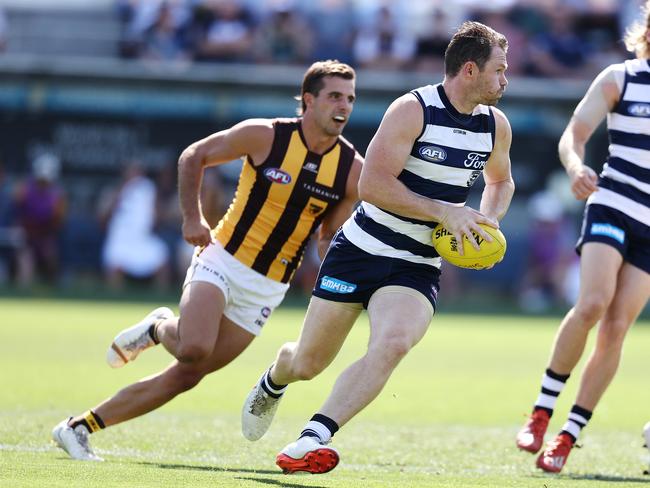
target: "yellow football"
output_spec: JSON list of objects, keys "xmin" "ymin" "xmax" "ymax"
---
[{"xmin": 432, "ymin": 223, "xmax": 507, "ymax": 270}]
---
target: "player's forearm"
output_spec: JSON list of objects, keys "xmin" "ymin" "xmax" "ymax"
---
[
  {"xmin": 359, "ymin": 172, "xmax": 453, "ymax": 223},
  {"xmin": 177, "ymin": 148, "xmax": 204, "ymax": 223},
  {"xmin": 480, "ymin": 179, "xmax": 514, "ymax": 221},
  {"xmin": 558, "ymin": 128, "xmax": 586, "ymax": 176}
]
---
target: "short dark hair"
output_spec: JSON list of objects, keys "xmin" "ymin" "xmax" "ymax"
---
[
  {"xmin": 444, "ymin": 21, "xmax": 508, "ymax": 77},
  {"xmin": 299, "ymin": 60, "xmax": 356, "ymax": 114}
]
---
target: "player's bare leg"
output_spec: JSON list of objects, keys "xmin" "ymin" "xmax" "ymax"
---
[
  {"xmin": 94, "ymin": 316, "xmax": 254, "ymax": 426},
  {"xmin": 242, "ymin": 297, "xmax": 360, "ymax": 441},
  {"xmin": 517, "ymin": 244, "xmax": 621, "ymax": 454},
  {"xmin": 318, "ymin": 289, "xmax": 432, "ymax": 426},
  {"xmin": 276, "ymin": 289, "xmax": 432, "ymax": 474},
  {"xmin": 574, "ymin": 262, "xmax": 649, "ymax": 410},
  {"xmin": 156, "ymin": 281, "xmax": 226, "ymax": 362},
  {"xmin": 273, "ymin": 297, "xmax": 362, "ymax": 384},
  {"xmin": 547, "ymin": 244, "xmax": 621, "ymax": 375},
  {"xmin": 53, "ymin": 282, "xmax": 254, "ymax": 460},
  {"xmin": 536, "ymin": 267, "xmax": 648, "ymax": 473}
]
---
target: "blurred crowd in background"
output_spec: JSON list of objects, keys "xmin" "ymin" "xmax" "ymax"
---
[
  {"xmin": 0, "ymin": 0, "xmax": 641, "ymax": 78},
  {"xmin": 116, "ymin": 0, "xmax": 630, "ymax": 78},
  {"xmin": 0, "ymin": 0, "xmax": 643, "ymax": 312},
  {"xmin": 0, "ymin": 153, "xmax": 226, "ymax": 290}
]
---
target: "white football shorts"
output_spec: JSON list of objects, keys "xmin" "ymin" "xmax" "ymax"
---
[{"xmin": 183, "ymin": 240, "xmax": 289, "ymax": 336}]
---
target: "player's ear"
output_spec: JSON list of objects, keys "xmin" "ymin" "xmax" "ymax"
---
[
  {"xmin": 303, "ymin": 92, "xmax": 315, "ymax": 110},
  {"xmin": 462, "ymin": 61, "xmax": 477, "ymax": 78}
]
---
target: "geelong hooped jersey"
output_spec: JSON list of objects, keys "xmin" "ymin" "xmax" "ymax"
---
[
  {"xmin": 342, "ymin": 84, "xmax": 496, "ymax": 267},
  {"xmin": 214, "ymin": 118, "xmax": 355, "ymax": 283},
  {"xmin": 590, "ymin": 59, "xmax": 650, "ymax": 226}
]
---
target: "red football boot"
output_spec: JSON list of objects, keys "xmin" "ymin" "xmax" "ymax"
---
[
  {"xmin": 536, "ymin": 433, "xmax": 574, "ymax": 473},
  {"xmin": 516, "ymin": 409, "xmax": 550, "ymax": 454},
  {"xmin": 276, "ymin": 436, "xmax": 339, "ymax": 474}
]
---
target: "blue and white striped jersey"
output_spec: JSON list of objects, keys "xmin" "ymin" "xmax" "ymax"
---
[
  {"xmin": 342, "ymin": 84, "xmax": 496, "ymax": 267},
  {"xmin": 589, "ymin": 59, "xmax": 650, "ymax": 227}
]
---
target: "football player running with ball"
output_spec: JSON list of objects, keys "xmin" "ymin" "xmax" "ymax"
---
[
  {"xmin": 242, "ymin": 21, "xmax": 514, "ymax": 475},
  {"xmin": 516, "ymin": 3, "xmax": 650, "ymax": 473},
  {"xmin": 51, "ymin": 60, "xmax": 363, "ymax": 461}
]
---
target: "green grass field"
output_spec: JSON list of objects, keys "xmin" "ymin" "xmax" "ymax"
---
[{"xmin": 1, "ymin": 297, "xmax": 649, "ymax": 487}]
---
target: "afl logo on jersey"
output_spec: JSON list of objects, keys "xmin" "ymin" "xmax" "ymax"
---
[
  {"xmin": 264, "ymin": 168, "xmax": 292, "ymax": 184},
  {"xmin": 628, "ymin": 103, "xmax": 650, "ymax": 117},
  {"xmin": 418, "ymin": 145, "xmax": 447, "ymax": 162}
]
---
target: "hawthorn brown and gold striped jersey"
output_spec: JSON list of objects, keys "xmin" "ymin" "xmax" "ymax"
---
[{"xmin": 213, "ymin": 118, "xmax": 356, "ymax": 283}]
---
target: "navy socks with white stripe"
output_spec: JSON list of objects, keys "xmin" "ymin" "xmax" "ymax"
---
[
  {"xmin": 560, "ymin": 405, "xmax": 593, "ymax": 443},
  {"xmin": 534, "ymin": 368, "xmax": 570, "ymax": 417},
  {"xmin": 263, "ymin": 368, "xmax": 287, "ymax": 399},
  {"xmin": 533, "ymin": 368, "xmax": 593, "ymax": 443},
  {"xmin": 300, "ymin": 413, "xmax": 339, "ymax": 444}
]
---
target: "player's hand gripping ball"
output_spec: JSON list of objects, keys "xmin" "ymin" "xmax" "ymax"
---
[{"xmin": 432, "ymin": 223, "xmax": 506, "ymax": 269}]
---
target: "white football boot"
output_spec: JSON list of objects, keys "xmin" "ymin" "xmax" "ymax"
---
[
  {"xmin": 51, "ymin": 418, "xmax": 103, "ymax": 461},
  {"xmin": 106, "ymin": 307, "xmax": 173, "ymax": 368},
  {"xmin": 276, "ymin": 436, "xmax": 339, "ymax": 474},
  {"xmin": 241, "ymin": 371, "xmax": 285, "ymax": 441}
]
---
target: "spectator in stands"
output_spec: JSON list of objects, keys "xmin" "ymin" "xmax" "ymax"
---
[
  {"xmin": 98, "ymin": 160, "xmax": 170, "ymax": 291},
  {"xmin": 352, "ymin": 5, "xmax": 416, "ymax": 70},
  {"xmin": 14, "ymin": 153, "xmax": 67, "ymax": 286},
  {"xmin": 192, "ymin": 0, "xmax": 256, "ymax": 62},
  {"xmin": 116, "ymin": 0, "xmax": 192, "ymax": 59},
  {"xmin": 574, "ymin": 0, "xmax": 626, "ymax": 68},
  {"xmin": 518, "ymin": 189, "xmax": 577, "ymax": 312},
  {"xmin": 307, "ymin": 0, "xmax": 356, "ymax": 65},
  {"xmin": 254, "ymin": 3, "xmax": 313, "ymax": 65},
  {"xmin": 473, "ymin": 8, "xmax": 530, "ymax": 76},
  {"xmin": 0, "ymin": 161, "xmax": 20, "ymax": 284},
  {"xmin": 141, "ymin": 1, "xmax": 192, "ymax": 63},
  {"xmin": 0, "ymin": 7, "xmax": 7, "ymax": 53},
  {"xmin": 413, "ymin": 8, "xmax": 453, "ymax": 74},
  {"xmin": 154, "ymin": 162, "xmax": 183, "ymax": 281},
  {"xmin": 527, "ymin": 5, "xmax": 594, "ymax": 78}
]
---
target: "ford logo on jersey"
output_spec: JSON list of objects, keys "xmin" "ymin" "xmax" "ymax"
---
[
  {"xmin": 320, "ymin": 276, "xmax": 357, "ymax": 294},
  {"xmin": 264, "ymin": 168, "xmax": 292, "ymax": 184},
  {"xmin": 628, "ymin": 103, "xmax": 650, "ymax": 117},
  {"xmin": 418, "ymin": 145, "xmax": 447, "ymax": 162}
]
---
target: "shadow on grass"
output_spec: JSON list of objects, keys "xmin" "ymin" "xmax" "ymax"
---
[
  {"xmin": 138, "ymin": 462, "xmax": 329, "ymax": 488},
  {"xmin": 566, "ymin": 473, "xmax": 650, "ymax": 484},
  {"xmin": 138, "ymin": 461, "xmax": 277, "ymax": 475},
  {"xmin": 533, "ymin": 472, "xmax": 650, "ymax": 484},
  {"xmin": 236, "ymin": 476, "xmax": 329, "ymax": 488},
  {"xmin": 138, "ymin": 461, "xmax": 327, "ymax": 488}
]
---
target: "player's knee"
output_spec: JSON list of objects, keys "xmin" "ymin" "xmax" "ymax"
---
[
  {"xmin": 574, "ymin": 296, "xmax": 608, "ymax": 325},
  {"xmin": 373, "ymin": 336, "xmax": 412, "ymax": 365},
  {"xmin": 175, "ymin": 342, "xmax": 212, "ymax": 364},
  {"xmin": 599, "ymin": 318, "xmax": 631, "ymax": 347}
]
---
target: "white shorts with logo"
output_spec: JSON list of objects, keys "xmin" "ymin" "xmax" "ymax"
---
[{"xmin": 183, "ymin": 241, "xmax": 290, "ymax": 336}]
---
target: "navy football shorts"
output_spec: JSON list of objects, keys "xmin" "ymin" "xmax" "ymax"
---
[
  {"xmin": 312, "ymin": 230, "xmax": 441, "ymax": 310},
  {"xmin": 577, "ymin": 203, "xmax": 650, "ymax": 273}
]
